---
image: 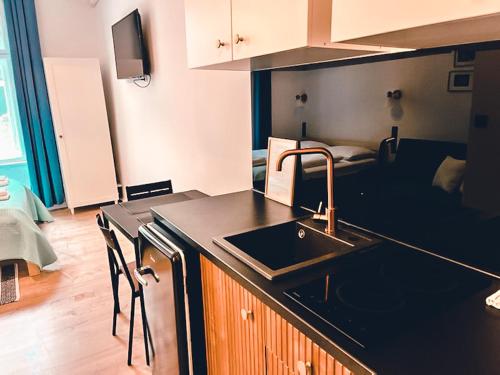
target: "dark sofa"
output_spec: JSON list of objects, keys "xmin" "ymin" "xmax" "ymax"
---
[
  {"xmin": 342, "ymin": 138, "xmax": 475, "ymax": 241},
  {"xmin": 380, "ymin": 138, "xmax": 468, "ymax": 221},
  {"xmin": 339, "ymin": 138, "xmax": 500, "ymax": 275}
]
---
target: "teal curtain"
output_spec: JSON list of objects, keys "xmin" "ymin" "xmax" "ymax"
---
[
  {"xmin": 251, "ymin": 71, "xmax": 272, "ymax": 150},
  {"xmin": 4, "ymin": 0, "xmax": 64, "ymax": 207}
]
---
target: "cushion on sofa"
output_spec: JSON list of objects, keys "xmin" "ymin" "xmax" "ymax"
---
[
  {"xmin": 432, "ymin": 156, "xmax": 466, "ymax": 193},
  {"xmin": 393, "ymin": 139, "xmax": 467, "ymax": 183}
]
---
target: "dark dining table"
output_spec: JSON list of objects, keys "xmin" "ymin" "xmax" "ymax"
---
[{"xmin": 100, "ymin": 190, "xmax": 208, "ymax": 265}]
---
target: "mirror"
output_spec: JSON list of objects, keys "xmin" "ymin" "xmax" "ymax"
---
[{"xmin": 252, "ymin": 43, "xmax": 500, "ymax": 276}]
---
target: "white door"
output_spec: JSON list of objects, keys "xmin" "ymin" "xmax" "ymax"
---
[
  {"xmin": 331, "ymin": 0, "xmax": 500, "ymax": 42},
  {"xmin": 231, "ymin": 0, "xmax": 309, "ymax": 60},
  {"xmin": 44, "ymin": 58, "xmax": 117, "ymax": 211},
  {"xmin": 184, "ymin": 0, "xmax": 233, "ymax": 68}
]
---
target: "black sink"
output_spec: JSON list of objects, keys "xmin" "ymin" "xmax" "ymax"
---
[{"xmin": 213, "ymin": 219, "xmax": 379, "ymax": 280}]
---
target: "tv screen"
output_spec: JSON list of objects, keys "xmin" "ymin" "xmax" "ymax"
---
[{"xmin": 112, "ymin": 10, "xmax": 150, "ymax": 79}]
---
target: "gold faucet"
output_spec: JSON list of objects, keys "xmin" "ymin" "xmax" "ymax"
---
[{"xmin": 276, "ymin": 147, "xmax": 336, "ymax": 235}]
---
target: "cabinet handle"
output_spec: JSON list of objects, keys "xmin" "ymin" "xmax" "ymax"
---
[
  {"xmin": 216, "ymin": 39, "xmax": 225, "ymax": 48},
  {"xmin": 240, "ymin": 308, "xmax": 253, "ymax": 321},
  {"xmin": 235, "ymin": 34, "xmax": 244, "ymax": 44},
  {"xmin": 297, "ymin": 361, "xmax": 312, "ymax": 375},
  {"xmin": 134, "ymin": 266, "xmax": 160, "ymax": 287}
]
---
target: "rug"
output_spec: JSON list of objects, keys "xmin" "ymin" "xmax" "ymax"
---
[{"xmin": 0, "ymin": 263, "xmax": 20, "ymax": 305}]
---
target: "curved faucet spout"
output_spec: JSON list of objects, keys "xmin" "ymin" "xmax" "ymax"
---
[{"xmin": 275, "ymin": 147, "xmax": 336, "ymax": 235}]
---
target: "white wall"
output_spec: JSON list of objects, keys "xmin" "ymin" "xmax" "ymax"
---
[
  {"xmin": 97, "ymin": 0, "xmax": 252, "ymax": 195},
  {"xmin": 272, "ymin": 53, "xmax": 473, "ymax": 148},
  {"xmin": 35, "ymin": 0, "xmax": 107, "ymax": 63},
  {"xmin": 35, "ymin": 0, "xmax": 253, "ymax": 196}
]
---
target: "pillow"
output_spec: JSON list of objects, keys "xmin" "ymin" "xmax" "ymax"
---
[
  {"xmin": 300, "ymin": 140, "xmax": 341, "ymax": 168},
  {"xmin": 300, "ymin": 147, "xmax": 343, "ymax": 168},
  {"xmin": 329, "ymin": 145, "xmax": 376, "ymax": 161},
  {"xmin": 432, "ymin": 156, "xmax": 466, "ymax": 193},
  {"xmin": 300, "ymin": 140, "xmax": 330, "ymax": 149}
]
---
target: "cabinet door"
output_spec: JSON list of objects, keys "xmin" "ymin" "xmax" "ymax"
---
[
  {"xmin": 200, "ymin": 256, "xmax": 265, "ymax": 375},
  {"xmin": 265, "ymin": 306, "xmax": 353, "ymax": 375},
  {"xmin": 44, "ymin": 58, "xmax": 117, "ymax": 211},
  {"xmin": 331, "ymin": 0, "xmax": 500, "ymax": 43},
  {"xmin": 266, "ymin": 347, "xmax": 295, "ymax": 375},
  {"xmin": 200, "ymin": 256, "xmax": 354, "ymax": 375},
  {"xmin": 231, "ymin": 0, "xmax": 309, "ymax": 60},
  {"xmin": 184, "ymin": 0, "xmax": 232, "ymax": 68}
]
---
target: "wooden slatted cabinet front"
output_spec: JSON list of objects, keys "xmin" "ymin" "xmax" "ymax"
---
[
  {"xmin": 265, "ymin": 306, "xmax": 353, "ymax": 375},
  {"xmin": 200, "ymin": 255, "xmax": 355, "ymax": 375},
  {"xmin": 200, "ymin": 255, "xmax": 265, "ymax": 374}
]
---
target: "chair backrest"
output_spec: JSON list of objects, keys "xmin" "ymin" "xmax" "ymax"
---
[
  {"xmin": 96, "ymin": 213, "xmax": 135, "ymax": 291},
  {"xmin": 125, "ymin": 180, "xmax": 173, "ymax": 201}
]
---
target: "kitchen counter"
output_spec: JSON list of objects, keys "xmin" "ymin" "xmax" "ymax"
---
[{"xmin": 152, "ymin": 190, "xmax": 500, "ymax": 375}]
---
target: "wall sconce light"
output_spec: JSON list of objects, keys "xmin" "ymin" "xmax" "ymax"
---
[
  {"xmin": 295, "ymin": 92, "xmax": 308, "ymax": 108},
  {"xmin": 295, "ymin": 92, "xmax": 308, "ymax": 103},
  {"xmin": 387, "ymin": 89, "xmax": 402, "ymax": 100}
]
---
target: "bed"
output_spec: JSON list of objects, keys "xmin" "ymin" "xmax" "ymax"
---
[
  {"xmin": 252, "ymin": 140, "xmax": 378, "ymax": 182},
  {"xmin": 0, "ymin": 179, "xmax": 57, "ymax": 275}
]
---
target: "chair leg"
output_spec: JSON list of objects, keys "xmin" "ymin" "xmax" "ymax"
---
[
  {"xmin": 147, "ymin": 319, "xmax": 155, "ymax": 357},
  {"xmin": 114, "ymin": 275, "xmax": 121, "ymax": 314},
  {"xmin": 112, "ymin": 303, "xmax": 119, "ymax": 336},
  {"xmin": 112, "ymin": 275, "xmax": 121, "ymax": 336},
  {"xmin": 127, "ymin": 295, "xmax": 136, "ymax": 366},
  {"xmin": 139, "ymin": 290, "xmax": 151, "ymax": 366}
]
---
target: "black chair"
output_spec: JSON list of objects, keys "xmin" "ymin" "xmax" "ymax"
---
[
  {"xmin": 125, "ymin": 180, "xmax": 173, "ymax": 201},
  {"xmin": 96, "ymin": 214, "xmax": 150, "ymax": 366}
]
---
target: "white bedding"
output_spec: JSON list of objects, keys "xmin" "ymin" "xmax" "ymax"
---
[
  {"xmin": 253, "ymin": 146, "xmax": 345, "ymax": 169},
  {"xmin": 253, "ymin": 143, "xmax": 375, "ymax": 167},
  {"xmin": 0, "ymin": 180, "xmax": 57, "ymax": 270},
  {"xmin": 253, "ymin": 158, "xmax": 377, "ymax": 182},
  {"xmin": 301, "ymin": 146, "xmax": 344, "ymax": 168},
  {"xmin": 302, "ymin": 158, "xmax": 377, "ymax": 180},
  {"xmin": 252, "ymin": 149, "xmax": 268, "ymax": 167}
]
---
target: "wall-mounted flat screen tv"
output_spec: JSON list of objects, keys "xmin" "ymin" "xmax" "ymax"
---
[{"xmin": 112, "ymin": 9, "xmax": 150, "ymax": 79}]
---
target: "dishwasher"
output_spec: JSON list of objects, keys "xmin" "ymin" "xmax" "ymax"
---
[{"xmin": 136, "ymin": 222, "xmax": 206, "ymax": 375}]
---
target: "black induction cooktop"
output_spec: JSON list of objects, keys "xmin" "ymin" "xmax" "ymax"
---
[{"xmin": 284, "ymin": 244, "xmax": 491, "ymax": 348}]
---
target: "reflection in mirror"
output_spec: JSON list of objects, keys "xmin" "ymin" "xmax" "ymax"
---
[{"xmin": 251, "ymin": 42, "xmax": 500, "ymax": 276}]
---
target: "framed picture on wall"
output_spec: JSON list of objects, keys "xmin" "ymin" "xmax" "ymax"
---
[
  {"xmin": 454, "ymin": 48, "xmax": 475, "ymax": 67},
  {"xmin": 448, "ymin": 70, "xmax": 474, "ymax": 92}
]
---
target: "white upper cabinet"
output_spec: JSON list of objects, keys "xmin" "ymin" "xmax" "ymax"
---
[
  {"xmin": 331, "ymin": 0, "xmax": 500, "ymax": 48},
  {"xmin": 185, "ymin": 0, "xmax": 500, "ymax": 69},
  {"xmin": 231, "ymin": 0, "xmax": 309, "ymax": 60},
  {"xmin": 184, "ymin": 0, "xmax": 401, "ymax": 70},
  {"xmin": 184, "ymin": 0, "xmax": 233, "ymax": 68}
]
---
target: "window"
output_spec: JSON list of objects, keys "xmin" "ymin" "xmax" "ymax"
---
[{"xmin": 0, "ymin": 4, "xmax": 25, "ymax": 164}]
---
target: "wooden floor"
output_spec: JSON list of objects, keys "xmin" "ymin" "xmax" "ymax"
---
[{"xmin": 0, "ymin": 207, "xmax": 151, "ymax": 374}]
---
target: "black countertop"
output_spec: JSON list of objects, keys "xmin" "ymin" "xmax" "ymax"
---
[{"xmin": 152, "ymin": 190, "xmax": 500, "ymax": 375}]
